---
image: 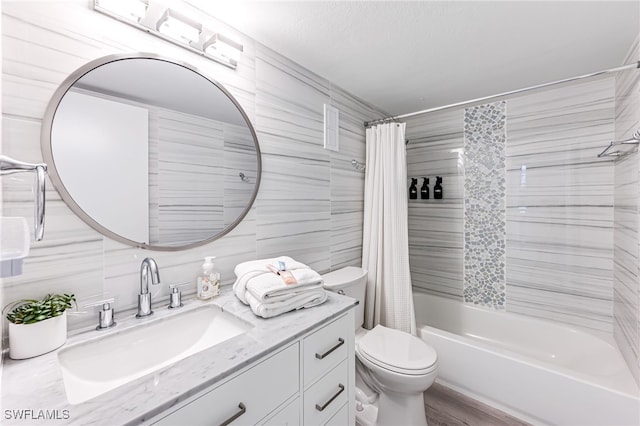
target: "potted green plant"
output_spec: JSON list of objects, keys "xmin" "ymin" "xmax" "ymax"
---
[{"xmin": 4, "ymin": 293, "xmax": 76, "ymax": 359}]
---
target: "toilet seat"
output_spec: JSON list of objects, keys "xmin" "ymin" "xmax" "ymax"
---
[{"xmin": 356, "ymin": 325, "xmax": 437, "ymax": 376}]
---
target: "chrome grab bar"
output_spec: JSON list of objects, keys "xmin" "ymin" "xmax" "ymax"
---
[{"xmin": 0, "ymin": 155, "xmax": 47, "ymax": 241}]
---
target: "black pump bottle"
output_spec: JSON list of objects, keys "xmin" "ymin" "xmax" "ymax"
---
[
  {"xmin": 420, "ymin": 177, "xmax": 429, "ymax": 199},
  {"xmin": 434, "ymin": 176, "xmax": 443, "ymax": 199},
  {"xmin": 409, "ymin": 178, "xmax": 418, "ymax": 199}
]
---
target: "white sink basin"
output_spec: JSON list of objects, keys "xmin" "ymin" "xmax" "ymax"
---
[{"xmin": 57, "ymin": 305, "xmax": 252, "ymax": 404}]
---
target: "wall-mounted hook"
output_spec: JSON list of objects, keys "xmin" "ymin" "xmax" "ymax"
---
[
  {"xmin": 597, "ymin": 128, "xmax": 640, "ymax": 158},
  {"xmin": 351, "ymin": 159, "xmax": 365, "ymax": 172},
  {"xmin": 239, "ymin": 172, "xmax": 250, "ymax": 182}
]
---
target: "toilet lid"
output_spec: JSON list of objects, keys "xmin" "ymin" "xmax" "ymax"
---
[{"xmin": 356, "ymin": 325, "xmax": 437, "ymax": 375}]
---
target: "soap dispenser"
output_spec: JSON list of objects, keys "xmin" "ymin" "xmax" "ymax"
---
[
  {"xmin": 409, "ymin": 178, "xmax": 418, "ymax": 199},
  {"xmin": 434, "ymin": 176, "xmax": 443, "ymax": 199},
  {"xmin": 420, "ymin": 177, "xmax": 429, "ymax": 199},
  {"xmin": 197, "ymin": 256, "xmax": 221, "ymax": 300}
]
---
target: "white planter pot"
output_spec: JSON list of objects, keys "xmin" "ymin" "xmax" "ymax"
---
[{"xmin": 9, "ymin": 311, "xmax": 67, "ymax": 359}]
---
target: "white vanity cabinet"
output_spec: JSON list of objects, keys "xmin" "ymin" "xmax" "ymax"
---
[
  {"xmin": 152, "ymin": 343, "xmax": 299, "ymax": 426},
  {"xmin": 150, "ymin": 310, "xmax": 355, "ymax": 426},
  {"xmin": 302, "ymin": 312, "xmax": 354, "ymax": 425},
  {"xmin": 258, "ymin": 397, "xmax": 300, "ymax": 425}
]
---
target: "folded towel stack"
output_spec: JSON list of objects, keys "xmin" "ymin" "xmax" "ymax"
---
[{"xmin": 232, "ymin": 256, "xmax": 327, "ymax": 318}]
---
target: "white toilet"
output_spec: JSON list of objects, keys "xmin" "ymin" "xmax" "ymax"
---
[{"xmin": 322, "ymin": 266, "xmax": 438, "ymax": 426}]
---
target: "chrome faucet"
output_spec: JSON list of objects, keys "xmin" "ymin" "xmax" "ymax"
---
[{"xmin": 137, "ymin": 257, "xmax": 160, "ymax": 318}]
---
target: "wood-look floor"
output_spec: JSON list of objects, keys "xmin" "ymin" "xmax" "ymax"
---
[{"xmin": 424, "ymin": 383, "xmax": 533, "ymax": 426}]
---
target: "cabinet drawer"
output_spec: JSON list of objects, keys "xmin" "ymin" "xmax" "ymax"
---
[
  {"xmin": 303, "ymin": 359, "xmax": 348, "ymax": 426},
  {"xmin": 153, "ymin": 343, "xmax": 299, "ymax": 426},
  {"xmin": 324, "ymin": 402, "xmax": 349, "ymax": 426},
  {"xmin": 303, "ymin": 314, "xmax": 350, "ymax": 386},
  {"xmin": 258, "ymin": 397, "xmax": 300, "ymax": 425}
]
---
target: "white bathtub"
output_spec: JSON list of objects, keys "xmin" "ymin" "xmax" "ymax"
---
[{"xmin": 413, "ymin": 290, "xmax": 640, "ymax": 426}]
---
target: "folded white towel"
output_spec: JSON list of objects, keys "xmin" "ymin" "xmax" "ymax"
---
[
  {"xmin": 234, "ymin": 256, "xmax": 307, "ymax": 277},
  {"xmin": 233, "ymin": 256, "xmax": 323, "ymax": 304},
  {"xmin": 248, "ymin": 268, "xmax": 324, "ymax": 301},
  {"xmin": 232, "ymin": 256, "xmax": 327, "ymax": 318},
  {"xmin": 245, "ymin": 289, "xmax": 328, "ymax": 319}
]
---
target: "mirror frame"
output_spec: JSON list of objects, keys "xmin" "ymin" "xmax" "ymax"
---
[{"xmin": 41, "ymin": 53, "xmax": 261, "ymax": 251}]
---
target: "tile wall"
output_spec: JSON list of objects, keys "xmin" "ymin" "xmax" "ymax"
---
[
  {"xmin": 0, "ymin": 0, "xmax": 381, "ymax": 332},
  {"xmin": 406, "ymin": 109, "xmax": 464, "ymax": 299},
  {"xmin": 407, "ymin": 76, "xmax": 618, "ymax": 333},
  {"xmin": 150, "ymin": 108, "xmax": 223, "ymax": 245},
  {"xmin": 150, "ymin": 110, "xmax": 257, "ymax": 245},
  {"xmin": 613, "ymin": 37, "xmax": 640, "ymax": 385},
  {"xmin": 506, "ymin": 77, "xmax": 616, "ymax": 331}
]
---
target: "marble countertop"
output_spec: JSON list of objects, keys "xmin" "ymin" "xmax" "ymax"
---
[{"xmin": 1, "ymin": 288, "xmax": 356, "ymax": 425}]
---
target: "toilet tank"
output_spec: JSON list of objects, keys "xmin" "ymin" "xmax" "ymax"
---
[{"xmin": 322, "ymin": 266, "xmax": 367, "ymax": 330}]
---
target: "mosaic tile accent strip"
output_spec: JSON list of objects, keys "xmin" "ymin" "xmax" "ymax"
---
[{"xmin": 463, "ymin": 101, "xmax": 507, "ymax": 309}]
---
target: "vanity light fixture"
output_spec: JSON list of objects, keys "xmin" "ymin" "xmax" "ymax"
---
[
  {"xmin": 156, "ymin": 9, "xmax": 202, "ymax": 45},
  {"xmin": 92, "ymin": 0, "xmax": 243, "ymax": 69},
  {"xmin": 94, "ymin": 0, "xmax": 149, "ymax": 22},
  {"xmin": 203, "ymin": 33, "xmax": 244, "ymax": 63}
]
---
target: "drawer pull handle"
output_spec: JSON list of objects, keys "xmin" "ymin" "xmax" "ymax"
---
[
  {"xmin": 219, "ymin": 402, "xmax": 246, "ymax": 426},
  {"xmin": 315, "ymin": 384, "xmax": 345, "ymax": 412},
  {"xmin": 315, "ymin": 338, "xmax": 345, "ymax": 360}
]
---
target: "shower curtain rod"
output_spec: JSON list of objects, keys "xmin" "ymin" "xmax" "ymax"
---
[{"xmin": 364, "ymin": 61, "xmax": 640, "ymax": 128}]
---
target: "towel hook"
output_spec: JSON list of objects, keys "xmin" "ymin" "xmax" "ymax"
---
[
  {"xmin": 597, "ymin": 129, "xmax": 640, "ymax": 158},
  {"xmin": 351, "ymin": 159, "xmax": 365, "ymax": 172}
]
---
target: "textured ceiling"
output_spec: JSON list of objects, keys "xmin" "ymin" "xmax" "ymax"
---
[{"xmin": 186, "ymin": 1, "xmax": 639, "ymax": 117}]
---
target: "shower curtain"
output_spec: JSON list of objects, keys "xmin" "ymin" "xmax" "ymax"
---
[{"xmin": 362, "ymin": 122, "xmax": 416, "ymax": 335}]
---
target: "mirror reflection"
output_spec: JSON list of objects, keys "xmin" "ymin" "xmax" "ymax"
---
[{"xmin": 43, "ymin": 55, "xmax": 260, "ymax": 250}]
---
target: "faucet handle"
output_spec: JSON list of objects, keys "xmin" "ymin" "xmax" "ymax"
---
[
  {"xmin": 82, "ymin": 298, "xmax": 116, "ymax": 330},
  {"xmin": 168, "ymin": 282, "xmax": 190, "ymax": 309}
]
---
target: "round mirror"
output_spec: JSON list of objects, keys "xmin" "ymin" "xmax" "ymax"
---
[{"xmin": 41, "ymin": 53, "xmax": 261, "ymax": 250}]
